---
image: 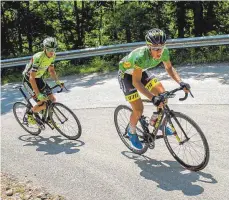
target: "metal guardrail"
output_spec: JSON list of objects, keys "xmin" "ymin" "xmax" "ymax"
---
[{"xmin": 1, "ymin": 34, "xmax": 229, "ymax": 68}]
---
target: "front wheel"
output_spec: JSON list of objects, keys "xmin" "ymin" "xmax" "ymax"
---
[
  {"xmin": 13, "ymin": 102, "xmax": 41, "ymax": 135},
  {"xmin": 114, "ymin": 105, "xmax": 149, "ymax": 155},
  {"xmin": 49, "ymin": 102, "xmax": 82, "ymax": 140},
  {"xmin": 163, "ymin": 112, "xmax": 210, "ymax": 171}
]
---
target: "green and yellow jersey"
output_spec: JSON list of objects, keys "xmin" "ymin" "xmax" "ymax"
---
[
  {"xmin": 119, "ymin": 46, "xmax": 170, "ymax": 74},
  {"xmin": 23, "ymin": 51, "xmax": 56, "ymax": 78}
]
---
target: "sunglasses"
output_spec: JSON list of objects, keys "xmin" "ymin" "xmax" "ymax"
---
[
  {"xmin": 148, "ymin": 45, "xmax": 165, "ymax": 51},
  {"xmin": 46, "ymin": 48, "xmax": 56, "ymax": 52}
]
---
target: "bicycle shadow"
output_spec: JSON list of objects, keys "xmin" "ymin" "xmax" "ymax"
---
[
  {"xmin": 18, "ymin": 135, "xmax": 85, "ymax": 155},
  {"xmin": 122, "ymin": 151, "xmax": 217, "ymax": 196}
]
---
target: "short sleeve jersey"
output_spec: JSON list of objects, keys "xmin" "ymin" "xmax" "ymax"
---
[
  {"xmin": 23, "ymin": 51, "xmax": 56, "ymax": 78},
  {"xmin": 119, "ymin": 46, "xmax": 170, "ymax": 74}
]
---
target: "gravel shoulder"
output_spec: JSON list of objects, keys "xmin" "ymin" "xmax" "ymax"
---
[{"xmin": 1, "ymin": 173, "xmax": 66, "ymax": 200}]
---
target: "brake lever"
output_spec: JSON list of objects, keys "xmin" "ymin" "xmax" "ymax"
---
[
  {"xmin": 189, "ymin": 90, "xmax": 194, "ymax": 98},
  {"xmin": 63, "ymin": 85, "xmax": 69, "ymax": 91}
]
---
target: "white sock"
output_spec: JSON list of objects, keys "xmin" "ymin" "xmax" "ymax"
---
[{"xmin": 128, "ymin": 123, "xmax": 136, "ymax": 134}]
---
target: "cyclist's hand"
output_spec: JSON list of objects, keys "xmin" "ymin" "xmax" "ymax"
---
[
  {"xmin": 152, "ymin": 95, "xmax": 164, "ymax": 107},
  {"xmin": 56, "ymin": 80, "xmax": 64, "ymax": 88},
  {"xmin": 37, "ymin": 93, "xmax": 46, "ymax": 101},
  {"xmin": 179, "ymin": 81, "xmax": 190, "ymax": 93}
]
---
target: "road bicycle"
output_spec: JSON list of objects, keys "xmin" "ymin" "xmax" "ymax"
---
[
  {"xmin": 114, "ymin": 87, "xmax": 209, "ymax": 171},
  {"xmin": 13, "ymin": 84, "xmax": 82, "ymax": 140}
]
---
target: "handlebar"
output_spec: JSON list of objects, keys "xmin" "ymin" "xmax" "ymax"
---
[
  {"xmin": 50, "ymin": 83, "xmax": 69, "ymax": 93},
  {"xmin": 164, "ymin": 86, "xmax": 194, "ymax": 101}
]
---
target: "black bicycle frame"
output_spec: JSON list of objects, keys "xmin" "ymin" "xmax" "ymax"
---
[
  {"xmin": 18, "ymin": 87, "xmax": 33, "ymax": 108},
  {"xmin": 139, "ymin": 104, "xmax": 190, "ymax": 143},
  {"xmin": 139, "ymin": 111, "xmax": 165, "ymax": 140}
]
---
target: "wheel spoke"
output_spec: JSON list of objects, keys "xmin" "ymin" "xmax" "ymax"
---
[
  {"xmin": 51, "ymin": 103, "xmax": 81, "ymax": 139},
  {"xmin": 164, "ymin": 113, "xmax": 209, "ymax": 170},
  {"xmin": 13, "ymin": 102, "xmax": 40, "ymax": 135},
  {"xmin": 114, "ymin": 105, "xmax": 148, "ymax": 154}
]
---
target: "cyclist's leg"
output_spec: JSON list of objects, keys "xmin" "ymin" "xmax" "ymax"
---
[
  {"xmin": 150, "ymin": 83, "xmax": 165, "ymax": 96},
  {"xmin": 142, "ymin": 70, "xmax": 165, "ymax": 95},
  {"xmin": 23, "ymin": 76, "xmax": 47, "ymax": 113},
  {"xmin": 142, "ymin": 71, "xmax": 172, "ymax": 134},
  {"xmin": 118, "ymin": 70, "xmax": 143, "ymax": 126},
  {"xmin": 118, "ymin": 70, "xmax": 143, "ymax": 149},
  {"xmin": 32, "ymin": 101, "xmax": 46, "ymax": 113},
  {"xmin": 33, "ymin": 77, "xmax": 52, "ymax": 113},
  {"xmin": 48, "ymin": 94, "xmax": 56, "ymax": 102},
  {"xmin": 142, "ymin": 71, "xmax": 166, "ymax": 108}
]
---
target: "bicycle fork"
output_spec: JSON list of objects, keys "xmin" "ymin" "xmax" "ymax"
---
[
  {"xmin": 165, "ymin": 107, "xmax": 190, "ymax": 144},
  {"xmin": 166, "ymin": 117, "xmax": 182, "ymax": 143}
]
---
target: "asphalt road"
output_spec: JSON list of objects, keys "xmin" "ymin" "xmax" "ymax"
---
[{"xmin": 1, "ymin": 63, "xmax": 229, "ymax": 200}]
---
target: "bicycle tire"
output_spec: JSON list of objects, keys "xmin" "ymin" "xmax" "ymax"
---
[
  {"xmin": 114, "ymin": 105, "xmax": 149, "ymax": 155},
  {"xmin": 162, "ymin": 111, "xmax": 210, "ymax": 171},
  {"xmin": 49, "ymin": 102, "xmax": 82, "ymax": 140},
  {"xmin": 13, "ymin": 102, "xmax": 41, "ymax": 136}
]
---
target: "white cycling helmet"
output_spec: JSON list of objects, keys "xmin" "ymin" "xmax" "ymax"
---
[{"xmin": 43, "ymin": 37, "xmax": 58, "ymax": 48}]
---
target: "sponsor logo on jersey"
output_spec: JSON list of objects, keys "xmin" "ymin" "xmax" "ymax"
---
[{"xmin": 123, "ymin": 62, "xmax": 131, "ymax": 69}]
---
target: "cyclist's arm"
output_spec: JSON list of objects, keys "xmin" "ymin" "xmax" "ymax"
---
[
  {"xmin": 48, "ymin": 65, "xmax": 59, "ymax": 82},
  {"xmin": 29, "ymin": 72, "xmax": 40, "ymax": 96},
  {"xmin": 132, "ymin": 67, "xmax": 154, "ymax": 100},
  {"xmin": 163, "ymin": 61, "xmax": 182, "ymax": 84}
]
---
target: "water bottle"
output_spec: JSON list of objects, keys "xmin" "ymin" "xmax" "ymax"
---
[{"xmin": 150, "ymin": 112, "xmax": 158, "ymax": 127}]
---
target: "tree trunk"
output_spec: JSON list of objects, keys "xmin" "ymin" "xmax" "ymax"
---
[
  {"xmin": 17, "ymin": 4, "xmax": 23, "ymax": 53},
  {"xmin": 26, "ymin": 2, "xmax": 33, "ymax": 53},
  {"xmin": 112, "ymin": 1, "xmax": 118, "ymax": 40},
  {"xmin": 57, "ymin": 1, "xmax": 69, "ymax": 49},
  {"xmin": 74, "ymin": 1, "xmax": 81, "ymax": 47},
  {"xmin": 1, "ymin": 3, "xmax": 15, "ymax": 57},
  {"xmin": 125, "ymin": 27, "xmax": 131, "ymax": 43},
  {"xmin": 155, "ymin": 2, "xmax": 162, "ymax": 28},
  {"xmin": 176, "ymin": 2, "xmax": 186, "ymax": 38},
  {"xmin": 192, "ymin": 2, "xmax": 204, "ymax": 36},
  {"xmin": 205, "ymin": 2, "xmax": 217, "ymax": 32},
  {"xmin": 99, "ymin": 6, "xmax": 103, "ymax": 45},
  {"xmin": 80, "ymin": 1, "xmax": 85, "ymax": 47}
]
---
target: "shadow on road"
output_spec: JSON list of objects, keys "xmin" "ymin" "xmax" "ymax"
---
[
  {"xmin": 18, "ymin": 135, "xmax": 85, "ymax": 155},
  {"xmin": 1, "ymin": 63, "xmax": 228, "ymax": 114},
  {"xmin": 122, "ymin": 151, "xmax": 217, "ymax": 196},
  {"xmin": 153, "ymin": 63, "xmax": 229, "ymax": 84}
]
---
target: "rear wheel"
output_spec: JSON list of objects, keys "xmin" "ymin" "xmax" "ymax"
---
[
  {"xmin": 13, "ymin": 102, "xmax": 41, "ymax": 135},
  {"xmin": 49, "ymin": 102, "xmax": 82, "ymax": 140},
  {"xmin": 163, "ymin": 112, "xmax": 209, "ymax": 171},
  {"xmin": 114, "ymin": 105, "xmax": 149, "ymax": 155}
]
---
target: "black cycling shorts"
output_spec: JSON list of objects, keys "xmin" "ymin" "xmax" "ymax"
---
[
  {"xmin": 118, "ymin": 70, "xmax": 160, "ymax": 102},
  {"xmin": 23, "ymin": 75, "xmax": 52, "ymax": 100}
]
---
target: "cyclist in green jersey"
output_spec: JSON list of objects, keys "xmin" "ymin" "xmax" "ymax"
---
[
  {"xmin": 118, "ymin": 28, "xmax": 190, "ymax": 149},
  {"xmin": 22, "ymin": 37, "xmax": 63, "ymax": 125}
]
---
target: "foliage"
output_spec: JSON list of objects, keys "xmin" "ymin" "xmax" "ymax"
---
[{"xmin": 1, "ymin": 1, "xmax": 229, "ymax": 84}]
